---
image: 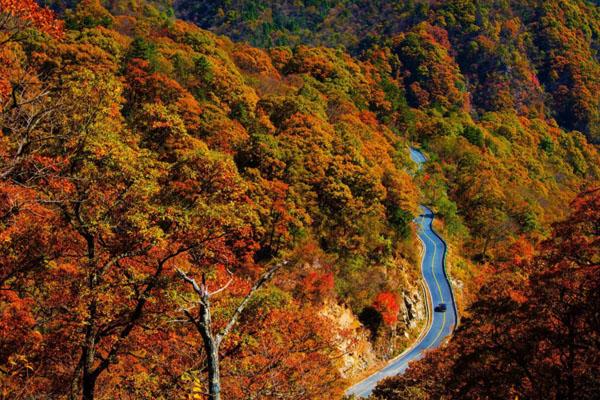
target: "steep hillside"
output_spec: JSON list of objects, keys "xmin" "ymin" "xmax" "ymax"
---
[
  {"xmin": 2, "ymin": 1, "xmax": 423, "ymax": 398},
  {"xmin": 169, "ymin": 0, "xmax": 600, "ymax": 269},
  {"xmin": 372, "ymin": 189, "xmax": 600, "ymax": 400},
  {"xmin": 1, "ymin": 1, "xmax": 599, "ymax": 399},
  {"xmin": 174, "ymin": 0, "xmax": 600, "ymax": 144}
]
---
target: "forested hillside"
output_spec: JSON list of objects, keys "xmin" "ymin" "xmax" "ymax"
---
[
  {"xmin": 1, "ymin": 2, "xmax": 421, "ymax": 398},
  {"xmin": 169, "ymin": 0, "xmax": 600, "ymax": 261},
  {"xmin": 372, "ymin": 189, "xmax": 600, "ymax": 400},
  {"xmin": 1, "ymin": 1, "xmax": 599, "ymax": 399},
  {"xmin": 175, "ymin": 0, "xmax": 600, "ymax": 144}
]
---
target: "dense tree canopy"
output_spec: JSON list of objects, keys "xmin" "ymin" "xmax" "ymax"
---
[
  {"xmin": 174, "ymin": 0, "xmax": 600, "ymax": 144},
  {"xmin": 372, "ymin": 189, "xmax": 600, "ymax": 400},
  {"xmin": 1, "ymin": 1, "xmax": 599, "ymax": 399}
]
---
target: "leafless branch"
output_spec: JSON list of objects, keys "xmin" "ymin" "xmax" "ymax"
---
[
  {"xmin": 208, "ymin": 268, "xmax": 234, "ymax": 297},
  {"xmin": 176, "ymin": 269, "xmax": 206, "ymax": 298},
  {"xmin": 216, "ymin": 261, "xmax": 287, "ymax": 345}
]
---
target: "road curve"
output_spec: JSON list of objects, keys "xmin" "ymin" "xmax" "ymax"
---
[{"xmin": 345, "ymin": 148, "xmax": 458, "ymax": 398}]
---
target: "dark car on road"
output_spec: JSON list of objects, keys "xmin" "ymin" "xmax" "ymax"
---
[{"xmin": 434, "ymin": 303, "xmax": 447, "ymax": 312}]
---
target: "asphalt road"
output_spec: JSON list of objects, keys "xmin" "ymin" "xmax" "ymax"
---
[{"xmin": 344, "ymin": 148, "xmax": 457, "ymax": 398}]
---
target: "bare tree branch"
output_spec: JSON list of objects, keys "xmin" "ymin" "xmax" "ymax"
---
[
  {"xmin": 176, "ymin": 260, "xmax": 287, "ymax": 400},
  {"xmin": 176, "ymin": 269, "xmax": 206, "ymax": 298},
  {"xmin": 216, "ymin": 261, "xmax": 287, "ymax": 346},
  {"xmin": 208, "ymin": 268, "xmax": 234, "ymax": 297}
]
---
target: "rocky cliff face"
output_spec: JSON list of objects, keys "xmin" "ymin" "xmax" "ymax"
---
[
  {"xmin": 319, "ymin": 280, "xmax": 427, "ymax": 380},
  {"xmin": 320, "ymin": 301, "xmax": 377, "ymax": 378},
  {"xmin": 401, "ymin": 288, "xmax": 425, "ymax": 334}
]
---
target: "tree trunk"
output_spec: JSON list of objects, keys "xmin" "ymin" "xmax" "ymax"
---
[
  {"xmin": 81, "ymin": 371, "xmax": 98, "ymax": 400},
  {"xmin": 389, "ymin": 324, "xmax": 397, "ymax": 356},
  {"xmin": 482, "ymin": 236, "xmax": 490, "ymax": 261},
  {"xmin": 177, "ymin": 263, "xmax": 284, "ymax": 400},
  {"xmin": 81, "ymin": 274, "xmax": 99, "ymax": 400},
  {"xmin": 199, "ymin": 297, "xmax": 221, "ymax": 400},
  {"xmin": 81, "ymin": 233, "xmax": 99, "ymax": 400},
  {"xmin": 206, "ymin": 339, "xmax": 221, "ymax": 400}
]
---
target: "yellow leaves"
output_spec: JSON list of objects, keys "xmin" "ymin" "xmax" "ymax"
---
[
  {"xmin": 139, "ymin": 102, "xmax": 189, "ymax": 151},
  {"xmin": 7, "ymin": 354, "xmax": 34, "ymax": 371},
  {"xmin": 269, "ymin": 46, "xmax": 293, "ymax": 70},
  {"xmin": 69, "ymin": 0, "xmax": 114, "ymax": 29},
  {"xmin": 180, "ymin": 371, "xmax": 208, "ymax": 400},
  {"xmin": 285, "ymin": 45, "xmax": 367, "ymax": 95},
  {"xmin": 198, "ymin": 103, "xmax": 250, "ymax": 153}
]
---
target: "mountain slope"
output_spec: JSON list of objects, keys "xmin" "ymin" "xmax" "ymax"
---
[
  {"xmin": 0, "ymin": 1, "xmax": 599, "ymax": 399},
  {"xmin": 173, "ymin": 0, "xmax": 600, "ymax": 144},
  {"xmin": 372, "ymin": 189, "xmax": 600, "ymax": 400}
]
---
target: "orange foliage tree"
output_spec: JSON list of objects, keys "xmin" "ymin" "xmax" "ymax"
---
[
  {"xmin": 0, "ymin": 0, "xmax": 63, "ymax": 41},
  {"xmin": 373, "ymin": 188, "xmax": 600, "ymax": 400}
]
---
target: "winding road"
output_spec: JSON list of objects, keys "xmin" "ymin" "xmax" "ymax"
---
[{"xmin": 345, "ymin": 147, "xmax": 458, "ymax": 398}]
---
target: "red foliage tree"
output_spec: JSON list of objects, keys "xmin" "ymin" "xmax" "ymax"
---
[
  {"xmin": 373, "ymin": 292, "xmax": 400, "ymax": 327},
  {"xmin": 0, "ymin": 0, "xmax": 63, "ymax": 40}
]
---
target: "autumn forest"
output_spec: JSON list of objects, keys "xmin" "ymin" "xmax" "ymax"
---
[{"xmin": 0, "ymin": 1, "xmax": 599, "ymax": 399}]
